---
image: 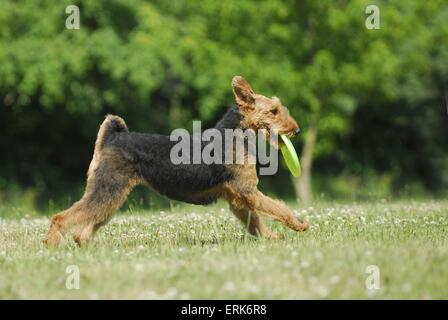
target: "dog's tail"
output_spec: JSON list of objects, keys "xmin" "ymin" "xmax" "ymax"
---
[
  {"xmin": 94, "ymin": 114, "xmax": 128, "ymax": 152},
  {"xmin": 87, "ymin": 115, "xmax": 128, "ymax": 178}
]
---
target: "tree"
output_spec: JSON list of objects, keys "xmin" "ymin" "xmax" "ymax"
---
[{"xmin": 0, "ymin": 0, "xmax": 447, "ymax": 209}]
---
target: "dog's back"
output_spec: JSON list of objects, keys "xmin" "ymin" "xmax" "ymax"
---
[{"xmin": 104, "ymin": 131, "xmax": 233, "ymax": 204}]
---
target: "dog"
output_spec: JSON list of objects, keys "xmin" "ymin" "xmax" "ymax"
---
[{"xmin": 43, "ymin": 76, "xmax": 309, "ymax": 246}]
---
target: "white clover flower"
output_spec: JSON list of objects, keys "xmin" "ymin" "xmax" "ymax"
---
[{"xmin": 223, "ymin": 281, "xmax": 236, "ymax": 292}]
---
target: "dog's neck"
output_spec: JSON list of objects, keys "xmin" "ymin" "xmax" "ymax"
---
[
  {"xmin": 214, "ymin": 106, "xmax": 258, "ymax": 166},
  {"xmin": 214, "ymin": 106, "xmax": 244, "ymax": 130}
]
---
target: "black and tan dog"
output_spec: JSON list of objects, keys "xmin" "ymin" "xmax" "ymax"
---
[{"xmin": 43, "ymin": 76, "xmax": 309, "ymax": 246}]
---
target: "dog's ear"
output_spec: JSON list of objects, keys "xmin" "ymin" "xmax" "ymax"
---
[{"xmin": 232, "ymin": 76, "xmax": 255, "ymax": 108}]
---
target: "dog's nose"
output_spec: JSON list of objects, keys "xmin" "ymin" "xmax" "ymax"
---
[{"xmin": 294, "ymin": 128, "xmax": 301, "ymax": 136}]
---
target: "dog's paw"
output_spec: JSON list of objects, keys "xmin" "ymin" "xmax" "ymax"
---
[
  {"xmin": 287, "ymin": 218, "xmax": 310, "ymax": 232},
  {"xmin": 42, "ymin": 232, "xmax": 63, "ymax": 247},
  {"xmin": 300, "ymin": 221, "xmax": 310, "ymax": 231}
]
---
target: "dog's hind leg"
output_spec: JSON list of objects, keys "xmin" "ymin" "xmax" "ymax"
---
[{"xmin": 43, "ymin": 150, "xmax": 138, "ymax": 246}]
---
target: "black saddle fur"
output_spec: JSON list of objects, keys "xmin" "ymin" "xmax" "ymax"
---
[{"xmin": 103, "ymin": 107, "xmax": 242, "ymax": 205}]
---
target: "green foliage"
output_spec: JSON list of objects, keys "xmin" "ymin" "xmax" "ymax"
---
[{"xmin": 0, "ymin": 0, "xmax": 447, "ymax": 207}]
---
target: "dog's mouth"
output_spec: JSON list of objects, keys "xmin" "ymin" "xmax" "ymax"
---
[
  {"xmin": 277, "ymin": 129, "xmax": 301, "ymax": 148},
  {"xmin": 260, "ymin": 128, "xmax": 300, "ymax": 149},
  {"xmin": 285, "ymin": 127, "xmax": 301, "ymax": 138}
]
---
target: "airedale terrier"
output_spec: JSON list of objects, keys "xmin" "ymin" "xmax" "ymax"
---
[{"xmin": 43, "ymin": 76, "xmax": 309, "ymax": 246}]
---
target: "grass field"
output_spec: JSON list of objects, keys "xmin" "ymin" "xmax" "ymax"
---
[{"xmin": 0, "ymin": 200, "xmax": 447, "ymax": 299}]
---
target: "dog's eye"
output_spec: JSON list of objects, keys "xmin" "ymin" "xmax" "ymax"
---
[{"xmin": 270, "ymin": 108, "xmax": 279, "ymax": 115}]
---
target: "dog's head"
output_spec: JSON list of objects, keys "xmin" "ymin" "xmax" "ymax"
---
[{"xmin": 232, "ymin": 75, "xmax": 300, "ymax": 147}]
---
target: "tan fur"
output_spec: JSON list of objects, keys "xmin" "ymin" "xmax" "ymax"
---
[
  {"xmin": 232, "ymin": 76, "xmax": 300, "ymax": 148},
  {"xmin": 222, "ymin": 164, "xmax": 308, "ymax": 239},
  {"xmin": 221, "ymin": 76, "xmax": 308, "ymax": 237},
  {"xmin": 44, "ymin": 133, "xmax": 141, "ymax": 246}
]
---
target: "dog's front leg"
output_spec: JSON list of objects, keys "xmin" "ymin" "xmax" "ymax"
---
[{"xmin": 244, "ymin": 190, "xmax": 309, "ymax": 232}]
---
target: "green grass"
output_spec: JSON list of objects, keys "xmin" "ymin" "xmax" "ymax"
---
[{"xmin": 0, "ymin": 200, "xmax": 447, "ymax": 299}]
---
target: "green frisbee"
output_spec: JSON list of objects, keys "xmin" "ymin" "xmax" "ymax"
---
[{"xmin": 280, "ymin": 134, "xmax": 301, "ymax": 177}]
